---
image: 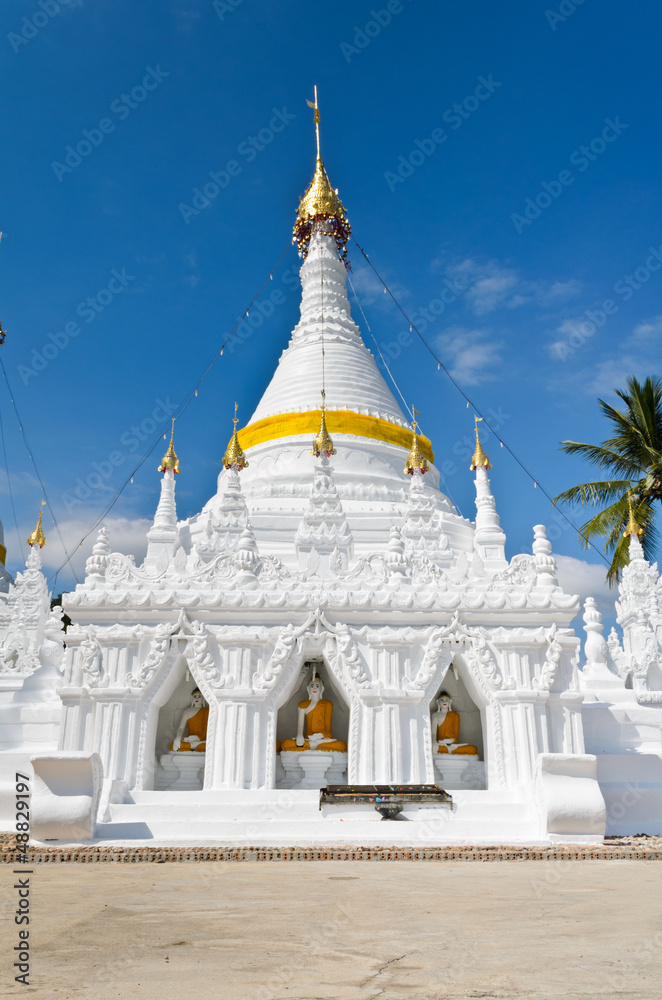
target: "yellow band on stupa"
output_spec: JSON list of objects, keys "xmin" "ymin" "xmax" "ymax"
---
[
  {"xmin": 0, "ymin": 544, "xmax": 6, "ymax": 566},
  {"xmin": 237, "ymin": 410, "xmax": 434, "ymax": 463}
]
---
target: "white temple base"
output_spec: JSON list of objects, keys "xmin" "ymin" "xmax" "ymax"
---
[
  {"xmin": 32, "ymin": 787, "xmax": 600, "ymax": 847},
  {"xmin": 156, "ymin": 752, "xmax": 206, "ymax": 791},
  {"xmin": 279, "ymin": 750, "xmax": 347, "ymax": 789},
  {"xmin": 433, "ymin": 754, "xmax": 486, "ymax": 790}
]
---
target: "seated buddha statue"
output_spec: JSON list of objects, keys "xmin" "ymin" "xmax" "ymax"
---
[
  {"xmin": 170, "ymin": 688, "xmax": 209, "ymax": 752},
  {"xmin": 431, "ymin": 691, "xmax": 477, "ymax": 755},
  {"xmin": 280, "ymin": 672, "xmax": 347, "ymax": 753}
]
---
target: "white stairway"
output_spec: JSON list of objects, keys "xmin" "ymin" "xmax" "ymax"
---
[{"xmin": 77, "ymin": 788, "xmax": 547, "ymax": 847}]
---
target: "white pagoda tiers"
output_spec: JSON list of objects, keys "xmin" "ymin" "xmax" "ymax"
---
[{"xmin": 1, "ymin": 101, "xmax": 661, "ymax": 845}]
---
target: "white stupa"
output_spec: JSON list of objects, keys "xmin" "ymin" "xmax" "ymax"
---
[{"xmin": 1, "ymin": 97, "xmax": 661, "ymax": 846}]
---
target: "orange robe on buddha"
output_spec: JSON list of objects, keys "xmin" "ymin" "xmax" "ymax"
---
[
  {"xmin": 280, "ymin": 699, "xmax": 347, "ymax": 752},
  {"xmin": 436, "ymin": 711, "xmax": 477, "ymax": 755},
  {"xmin": 170, "ymin": 706, "xmax": 209, "ymax": 752}
]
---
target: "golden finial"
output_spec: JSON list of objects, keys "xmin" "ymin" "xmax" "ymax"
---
[
  {"xmin": 158, "ymin": 419, "xmax": 180, "ymax": 474},
  {"xmin": 294, "ymin": 88, "xmax": 351, "ymax": 264},
  {"xmin": 470, "ymin": 416, "xmax": 491, "ymax": 471},
  {"xmin": 624, "ymin": 494, "xmax": 644, "ymax": 538},
  {"xmin": 306, "ymin": 84, "xmax": 322, "ymax": 162},
  {"xmin": 404, "ymin": 408, "xmax": 429, "ymax": 475},
  {"xmin": 27, "ymin": 501, "xmax": 46, "ymax": 549},
  {"xmin": 222, "ymin": 402, "xmax": 249, "ymax": 471},
  {"xmin": 311, "ymin": 390, "xmax": 336, "ymax": 458}
]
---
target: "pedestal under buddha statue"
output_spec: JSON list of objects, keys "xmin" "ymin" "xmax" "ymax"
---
[
  {"xmin": 170, "ymin": 688, "xmax": 209, "ymax": 752},
  {"xmin": 280, "ymin": 672, "xmax": 347, "ymax": 752},
  {"xmin": 431, "ymin": 691, "xmax": 477, "ymax": 755}
]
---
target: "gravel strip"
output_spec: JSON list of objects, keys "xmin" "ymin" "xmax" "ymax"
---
[{"xmin": 2, "ymin": 837, "xmax": 662, "ymax": 863}]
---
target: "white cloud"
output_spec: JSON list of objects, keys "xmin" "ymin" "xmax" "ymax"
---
[
  {"xmin": 435, "ymin": 326, "xmax": 501, "ymax": 385},
  {"xmin": 440, "ymin": 258, "xmax": 581, "ymax": 316},
  {"xmin": 8, "ymin": 515, "xmax": 151, "ymax": 590},
  {"xmin": 630, "ymin": 315, "xmax": 662, "ymax": 343},
  {"xmin": 585, "ymin": 315, "xmax": 662, "ymax": 394},
  {"xmin": 586, "ymin": 357, "xmax": 657, "ymax": 396},
  {"xmin": 348, "ymin": 265, "xmax": 407, "ymax": 309},
  {"xmin": 546, "ymin": 309, "xmax": 662, "ymax": 389},
  {"xmin": 555, "ymin": 554, "xmax": 616, "ymax": 622},
  {"xmin": 545, "ymin": 279, "xmax": 583, "ymax": 302},
  {"xmin": 546, "ymin": 317, "xmax": 593, "ymax": 361},
  {"xmin": 0, "ymin": 468, "xmax": 41, "ymax": 497}
]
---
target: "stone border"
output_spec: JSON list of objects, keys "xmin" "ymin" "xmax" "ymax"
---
[{"xmin": 2, "ymin": 842, "xmax": 662, "ymax": 863}]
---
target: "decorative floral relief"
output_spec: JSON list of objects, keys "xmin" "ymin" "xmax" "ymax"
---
[
  {"xmin": 0, "ymin": 635, "xmax": 40, "ymax": 676},
  {"xmin": 253, "ymin": 609, "xmax": 371, "ymax": 692},
  {"xmin": 127, "ymin": 623, "xmax": 173, "ymax": 690},
  {"xmin": 80, "ymin": 635, "xmax": 103, "ymax": 687},
  {"xmin": 410, "ymin": 613, "xmax": 510, "ymax": 692},
  {"xmin": 492, "ymin": 554, "xmax": 537, "ymax": 590},
  {"xmin": 534, "ymin": 624, "xmax": 563, "ymax": 691},
  {"xmin": 187, "ymin": 622, "xmax": 227, "ymax": 690}
]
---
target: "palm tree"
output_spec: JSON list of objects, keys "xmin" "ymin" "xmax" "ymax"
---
[{"xmin": 553, "ymin": 375, "xmax": 662, "ymax": 583}]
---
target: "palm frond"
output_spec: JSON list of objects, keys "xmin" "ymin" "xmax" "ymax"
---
[
  {"xmin": 553, "ymin": 479, "xmax": 633, "ymax": 507},
  {"xmin": 558, "ymin": 441, "xmax": 644, "ymax": 477},
  {"xmin": 556, "ymin": 375, "xmax": 661, "ymax": 583}
]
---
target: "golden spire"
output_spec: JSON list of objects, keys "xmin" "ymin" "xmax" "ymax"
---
[
  {"xmin": 308, "ymin": 83, "xmax": 322, "ymax": 161},
  {"xmin": 311, "ymin": 390, "xmax": 336, "ymax": 458},
  {"xmin": 470, "ymin": 416, "xmax": 491, "ymax": 471},
  {"xmin": 27, "ymin": 501, "xmax": 46, "ymax": 548},
  {"xmin": 293, "ymin": 87, "xmax": 351, "ymax": 264},
  {"xmin": 624, "ymin": 494, "xmax": 644, "ymax": 538},
  {"xmin": 222, "ymin": 402, "xmax": 249, "ymax": 471},
  {"xmin": 158, "ymin": 419, "xmax": 180, "ymax": 474},
  {"xmin": 404, "ymin": 409, "xmax": 429, "ymax": 475}
]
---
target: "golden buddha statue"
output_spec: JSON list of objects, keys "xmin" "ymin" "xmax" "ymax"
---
[
  {"xmin": 431, "ymin": 691, "xmax": 477, "ymax": 755},
  {"xmin": 170, "ymin": 688, "xmax": 209, "ymax": 752},
  {"xmin": 280, "ymin": 672, "xmax": 347, "ymax": 752}
]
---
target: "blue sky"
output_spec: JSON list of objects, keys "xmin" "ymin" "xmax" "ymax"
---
[{"xmin": 1, "ymin": 0, "xmax": 661, "ymax": 627}]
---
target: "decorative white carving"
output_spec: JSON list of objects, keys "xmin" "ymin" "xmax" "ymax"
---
[
  {"xmin": 187, "ymin": 621, "xmax": 227, "ymax": 690},
  {"xmin": 254, "ymin": 609, "xmax": 370, "ymax": 693},
  {"xmin": 0, "ymin": 546, "xmax": 52, "ymax": 677},
  {"xmin": 127, "ymin": 623, "xmax": 174, "ymax": 690},
  {"xmin": 410, "ymin": 613, "xmax": 510, "ymax": 692},
  {"xmin": 81, "ymin": 635, "xmax": 103, "ymax": 688},
  {"xmin": 534, "ymin": 624, "xmax": 563, "ymax": 690},
  {"xmin": 295, "ymin": 461, "xmax": 353, "ymax": 571},
  {"xmin": 85, "ymin": 526, "xmax": 111, "ymax": 579}
]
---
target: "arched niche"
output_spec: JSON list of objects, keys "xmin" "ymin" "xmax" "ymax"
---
[
  {"xmin": 430, "ymin": 666, "xmax": 484, "ymax": 758},
  {"xmin": 276, "ymin": 657, "xmax": 350, "ymax": 750},
  {"xmin": 429, "ymin": 660, "xmax": 486, "ymax": 790},
  {"xmin": 149, "ymin": 654, "xmax": 209, "ymax": 791}
]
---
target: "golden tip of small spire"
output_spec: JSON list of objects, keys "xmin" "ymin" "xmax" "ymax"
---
[
  {"xmin": 27, "ymin": 502, "xmax": 46, "ymax": 548},
  {"xmin": 404, "ymin": 412, "xmax": 429, "ymax": 475},
  {"xmin": 158, "ymin": 419, "xmax": 180, "ymax": 474},
  {"xmin": 311, "ymin": 407, "xmax": 336, "ymax": 458},
  {"xmin": 223, "ymin": 404, "xmax": 249, "ymax": 471},
  {"xmin": 624, "ymin": 494, "xmax": 644, "ymax": 538},
  {"xmin": 470, "ymin": 416, "xmax": 491, "ymax": 471}
]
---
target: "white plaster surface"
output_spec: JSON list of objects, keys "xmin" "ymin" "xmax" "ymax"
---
[{"xmin": 30, "ymin": 751, "xmax": 103, "ymax": 841}]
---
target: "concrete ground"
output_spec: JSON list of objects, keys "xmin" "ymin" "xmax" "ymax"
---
[{"xmin": 1, "ymin": 860, "xmax": 661, "ymax": 1000}]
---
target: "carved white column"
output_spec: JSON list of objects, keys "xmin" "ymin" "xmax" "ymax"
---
[
  {"xmin": 533, "ymin": 525, "xmax": 558, "ymax": 589},
  {"xmin": 84, "ymin": 526, "xmax": 111, "ymax": 586},
  {"xmin": 145, "ymin": 469, "xmax": 179, "ymax": 566},
  {"xmin": 473, "ymin": 465, "xmax": 507, "ymax": 573}
]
